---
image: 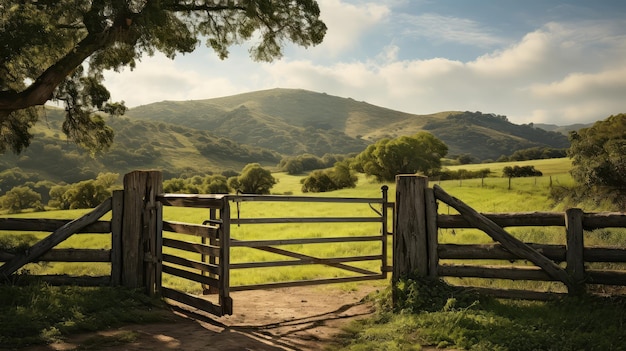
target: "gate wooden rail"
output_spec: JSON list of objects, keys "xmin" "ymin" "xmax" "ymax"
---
[{"xmin": 225, "ymin": 190, "xmax": 391, "ymax": 291}]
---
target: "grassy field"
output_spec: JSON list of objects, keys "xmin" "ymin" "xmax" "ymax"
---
[{"xmin": 2, "ymin": 158, "xmax": 626, "ymax": 349}]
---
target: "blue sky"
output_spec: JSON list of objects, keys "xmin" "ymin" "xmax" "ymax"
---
[{"xmin": 103, "ymin": 0, "xmax": 626, "ymax": 125}]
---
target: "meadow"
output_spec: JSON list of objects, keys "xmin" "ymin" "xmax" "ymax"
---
[
  {"xmin": 0, "ymin": 157, "xmax": 604, "ymax": 293},
  {"xmin": 2, "ymin": 157, "xmax": 626, "ymax": 350}
]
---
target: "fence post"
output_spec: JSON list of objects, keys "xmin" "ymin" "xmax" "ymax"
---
[
  {"xmin": 393, "ymin": 175, "xmax": 429, "ymax": 283},
  {"xmin": 565, "ymin": 208, "xmax": 586, "ymax": 295},
  {"xmin": 425, "ymin": 187, "xmax": 438, "ymax": 277},
  {"xmin": 110, "ymin": 190, "xmax": 124, "ymax": 286},
  {"xmin": 121, "ymin": 170, "xmax": 163, "ymax": 293}
]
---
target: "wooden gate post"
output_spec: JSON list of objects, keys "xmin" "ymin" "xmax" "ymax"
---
[
  {"xmin": 120, "ymin": 170, "xmax": 163, "ymax": 294},
  {"xmin": 565, "ymin": 208, "xmax": 586, "ymax": 295},
  {"xmin": 393, "ymin": 175, "xmax": 429, "ymax": 282}
]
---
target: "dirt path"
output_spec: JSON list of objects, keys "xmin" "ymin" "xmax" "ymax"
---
[{"xmin": 28, "ymin": 285, "xmax": 383, "ymax": 351}]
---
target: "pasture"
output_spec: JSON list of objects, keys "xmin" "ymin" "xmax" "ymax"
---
[
  {"xmin": 0, "ymin": 157, "xmax": 608, "ymax": 294},
  {"xmin": 2, "ymin": 158, "xmax": 626, "ymax": 350}
]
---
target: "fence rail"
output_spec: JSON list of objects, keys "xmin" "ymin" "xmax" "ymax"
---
[
  {"xmin": 223, "ymin": 188, "xmax": 390, "ymax": 292},
  {"xmin": 0, "ymin": 196, "xmax": 118, "ymax": 286},
  {"xmin": 393, "ymin": 175, "xmax": 626, "ymax": 301}
]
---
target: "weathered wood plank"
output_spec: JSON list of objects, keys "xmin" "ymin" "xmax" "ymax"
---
[
  {"xmin": 162, "ymin": 253, "xmax": 220, "ymax": 276},
  {"xmin": 229, "ymin": 235, "xmax": 383, "ymax": 247},
  {"xmin": 439, "ymin": 264, "xmax": 553, "ymax": 281},
  {"xmin": 157, "ymin": 194, "xmax": 224, "ymax": 209},
  {"xmin": 163, "ymin": 221, "xmax": 219, "ymax": 238},
  {"xmin": 0, "ymin": 218, "xmax": 110, "ymax": 233},
  {"xmin": 433, "ymin": 184, "xmax": 576, "ymax": 290},
  {"xmin": 163, "ymin": 237, "xmax": 220, "ymax": 256},
  {"xmin": 0, "ymin": 249, "xmax": 110, "ymax": 262},
  {"xmin": 231, "ymin": 217, "xmax": 382, "ymax": 224},
  {"xmin": 425, "ymin": 188, "xmax": 439, "ymax": 277},
  {"xmin": 110, "ymin": 190, "xmax": 123, "ymax": 286},
  {"xmin": 438, "ymin": 212, "xmax": 626, "ymax": 230},
  {"xmin": 438, "ymin": 213, "xmax": 565, "ymax": 228},
  {"xmin": 162, "ymin": 264, "xmax": 219, "ymax": 286},
  {"xmin": 438, "ymin": 243, "xmax": 626, "ymax": 263},
  {"xmin": 0, "ymin": 198, "xmax": 112, "ymax": 278},
  {"xmin": 121, "ymin": 171, "xmax": 162, "ymax": 289},
  {"xmin": 439, "ymin": 243, "xmax": 566, "ymax": 261},
  {"xmin": 587, "ymin": 270, "xmax": 626, "ymax": 286},
  {"xmin": 565, "ymin": 208, "xmax": 585, "ymax": 294},
  {"xmin": 230, "ymin": 255, "xmax": 381, "ymax": 270},
  {"xmin": 583, "ymin": 212, "xmax": 626, "ymax": 229},
  {"xmin": 230, "ymin": 274, "xmax": 385, "ymax": 292},
  {"xmin": 161, "ymin": 287, "xmax": 224, "ymax": 316},
  {"xmin": 393, "ymin": 175, "xmax": 428, "ymax": 280},
  {"xmin": 230, "ymin": 238, "xmax": 376, "ymax": 276},
  {"xmin": 228, "ymin": 194, "xmax": 385, "ymax": 204}
]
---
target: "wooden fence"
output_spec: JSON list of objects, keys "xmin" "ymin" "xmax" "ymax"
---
[
  {"xmin": 3, "ymin": 171, "xmax": 626, "ymax": 305},
  {"xmin": 393, "ymin": 175, "xmax": 626, "ymax": 300},
  {"xmin": 0, "ymin": 193, "xmax": 121, "ymax": 286}
]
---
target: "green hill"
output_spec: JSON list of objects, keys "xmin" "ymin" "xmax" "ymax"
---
[
  {"xmin": 0, "ymin": 88, "xmax": 575, "ymax": 185},
  {"xmin": 0, "ymin": 109, "xmax": 280, "ymax": 184},
  {"xmin": 127, "ymin": 88, "xmax": 570, "ymax": 160}
]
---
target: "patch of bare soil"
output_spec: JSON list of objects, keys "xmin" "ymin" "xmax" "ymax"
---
[{"xmin": 23, "ymin": 285, "xmax": 384, "ymax": 351}]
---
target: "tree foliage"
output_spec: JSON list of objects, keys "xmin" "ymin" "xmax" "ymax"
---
[
  {"xmin": 47, "ymin": 172, "xmax": 119, "ymax": 209},
  {"xmin": 301, "ymin": 160, "xmax": 357, "ymax": 192},
  {"xmin": 0, "ymin": 0, "xmax": 326, "ymax": 153},
  {"xmin": 278, "ymin": 153, "xmax": 346, "ymax": 174},
  {"xmin": 0, "ymin": 186, "xmax": 44, "ymax": 214},
  {"xmin": 502, "ymin": 165, "xmax": 542, "ymax": 178},
  {"xmin": 228, "ymin": 163, "xmax": 276, "ymax": 194},
  {"xmin": 163, "ymin": 174, "xmax": 230, "ymax": 194},
  {"xmin": 353, "ymin": 132, "xmax": 448, "ymax": 182},
  {"xmin": 568, "ymin": 114, "xmax": 626, "ymax": 191}
]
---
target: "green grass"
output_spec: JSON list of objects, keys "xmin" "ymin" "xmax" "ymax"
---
[
  {"xmin": 330, "ymin": 277, "xmax": 626, "ymax": 351},
  {"xmin": 446, "ymin": 157, "xmax": 572, "ymax": 177},
  {"xmin": 0, "ymin": 283, "xmax": 171, "ymax": 348}
]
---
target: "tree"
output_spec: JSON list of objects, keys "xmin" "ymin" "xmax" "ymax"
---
[
  {"xmin": 568, "ymin": 114, "xmax": 626, "ymax": 191},
  {"xmin": 353, "ymin": 132, "xmax": 448, "ymax": 182},
  {"xmin": 502, "ymin": 165, "xmax": 543, "ymax": 178},
  {"xmin": 0, "ymin": 186, "xmax": 44, "ymax": 213},
  {"xmin": 61, "ymin": 180, "xmax": 111, "ymax": 209},
  {"xmin": 301, "ymin": 160, "xmax": 357, "ymax": 193},
  {"xmin": 230, "ymin": 163, "xmax": 276, "ymax": 194},
  {"xmin": 0, "ymin": 1, "xmax": 326, "ymax": 153}
]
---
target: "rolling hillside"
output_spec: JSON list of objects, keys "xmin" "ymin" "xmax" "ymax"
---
[
  {"xmin": 127, "ymin": 88, "xmax": 570, "ymax": 160},
  {"xmin": 0, "ymin": 109, "xmax": 281, "ymax": 184},
  {"xmin": 0, "ymin": 88, "xmax": 579, "ymax": 186}
]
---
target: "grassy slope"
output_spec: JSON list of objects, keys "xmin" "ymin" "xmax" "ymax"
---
[{"xmin": 127, "ymin": 88, "xmax": 571, "ymax": 160}]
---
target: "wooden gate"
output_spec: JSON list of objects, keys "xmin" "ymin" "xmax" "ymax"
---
[
  {"xmin": 225, "ymin": 188, "xmax": 391, "ymax": 292},
  {"xmin": 156, "ymin": 194, "xmax": 233, "ymax": 316},
  {"xmin": 154, "ymin": 187, "xmax": 391, "ymax": 316}
]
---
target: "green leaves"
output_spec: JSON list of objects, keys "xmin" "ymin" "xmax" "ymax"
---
[
  {"xmin": 0, "ymin": 0, "xmax": 326, "ymax": 153},
  {"xmin": 354, "ymin": 132, "xmax": 448, "ymax": 182}
]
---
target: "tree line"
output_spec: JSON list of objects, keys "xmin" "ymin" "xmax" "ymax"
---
[{"xmin": 3, "ymin": 113, "xmax": 626, "ymax": 212}]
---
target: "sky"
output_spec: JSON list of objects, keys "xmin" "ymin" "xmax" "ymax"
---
[{"xmin": 102, "ymin": 0, "xmax": 626, "ymax": 126}]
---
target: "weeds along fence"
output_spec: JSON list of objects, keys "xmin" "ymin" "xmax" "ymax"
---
[{"xmin": 394, "ymin": 175, "xmax": 626, "ymax": 300}]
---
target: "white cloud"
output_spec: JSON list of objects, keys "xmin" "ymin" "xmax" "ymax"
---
[
  {"xmin": 104, "ymin": 13, "xmax": 626, "ymax": 127},
  {"xmin": 258, "ymin": 20, "xmax": 626, "ymax": 125},
  {"xmin": 306, "ymin": 0, "xmax": 390, "ymax": 57},
  {"xmin": 399, "ymin": 13, "xmax": 507, "ymax": 48}
]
